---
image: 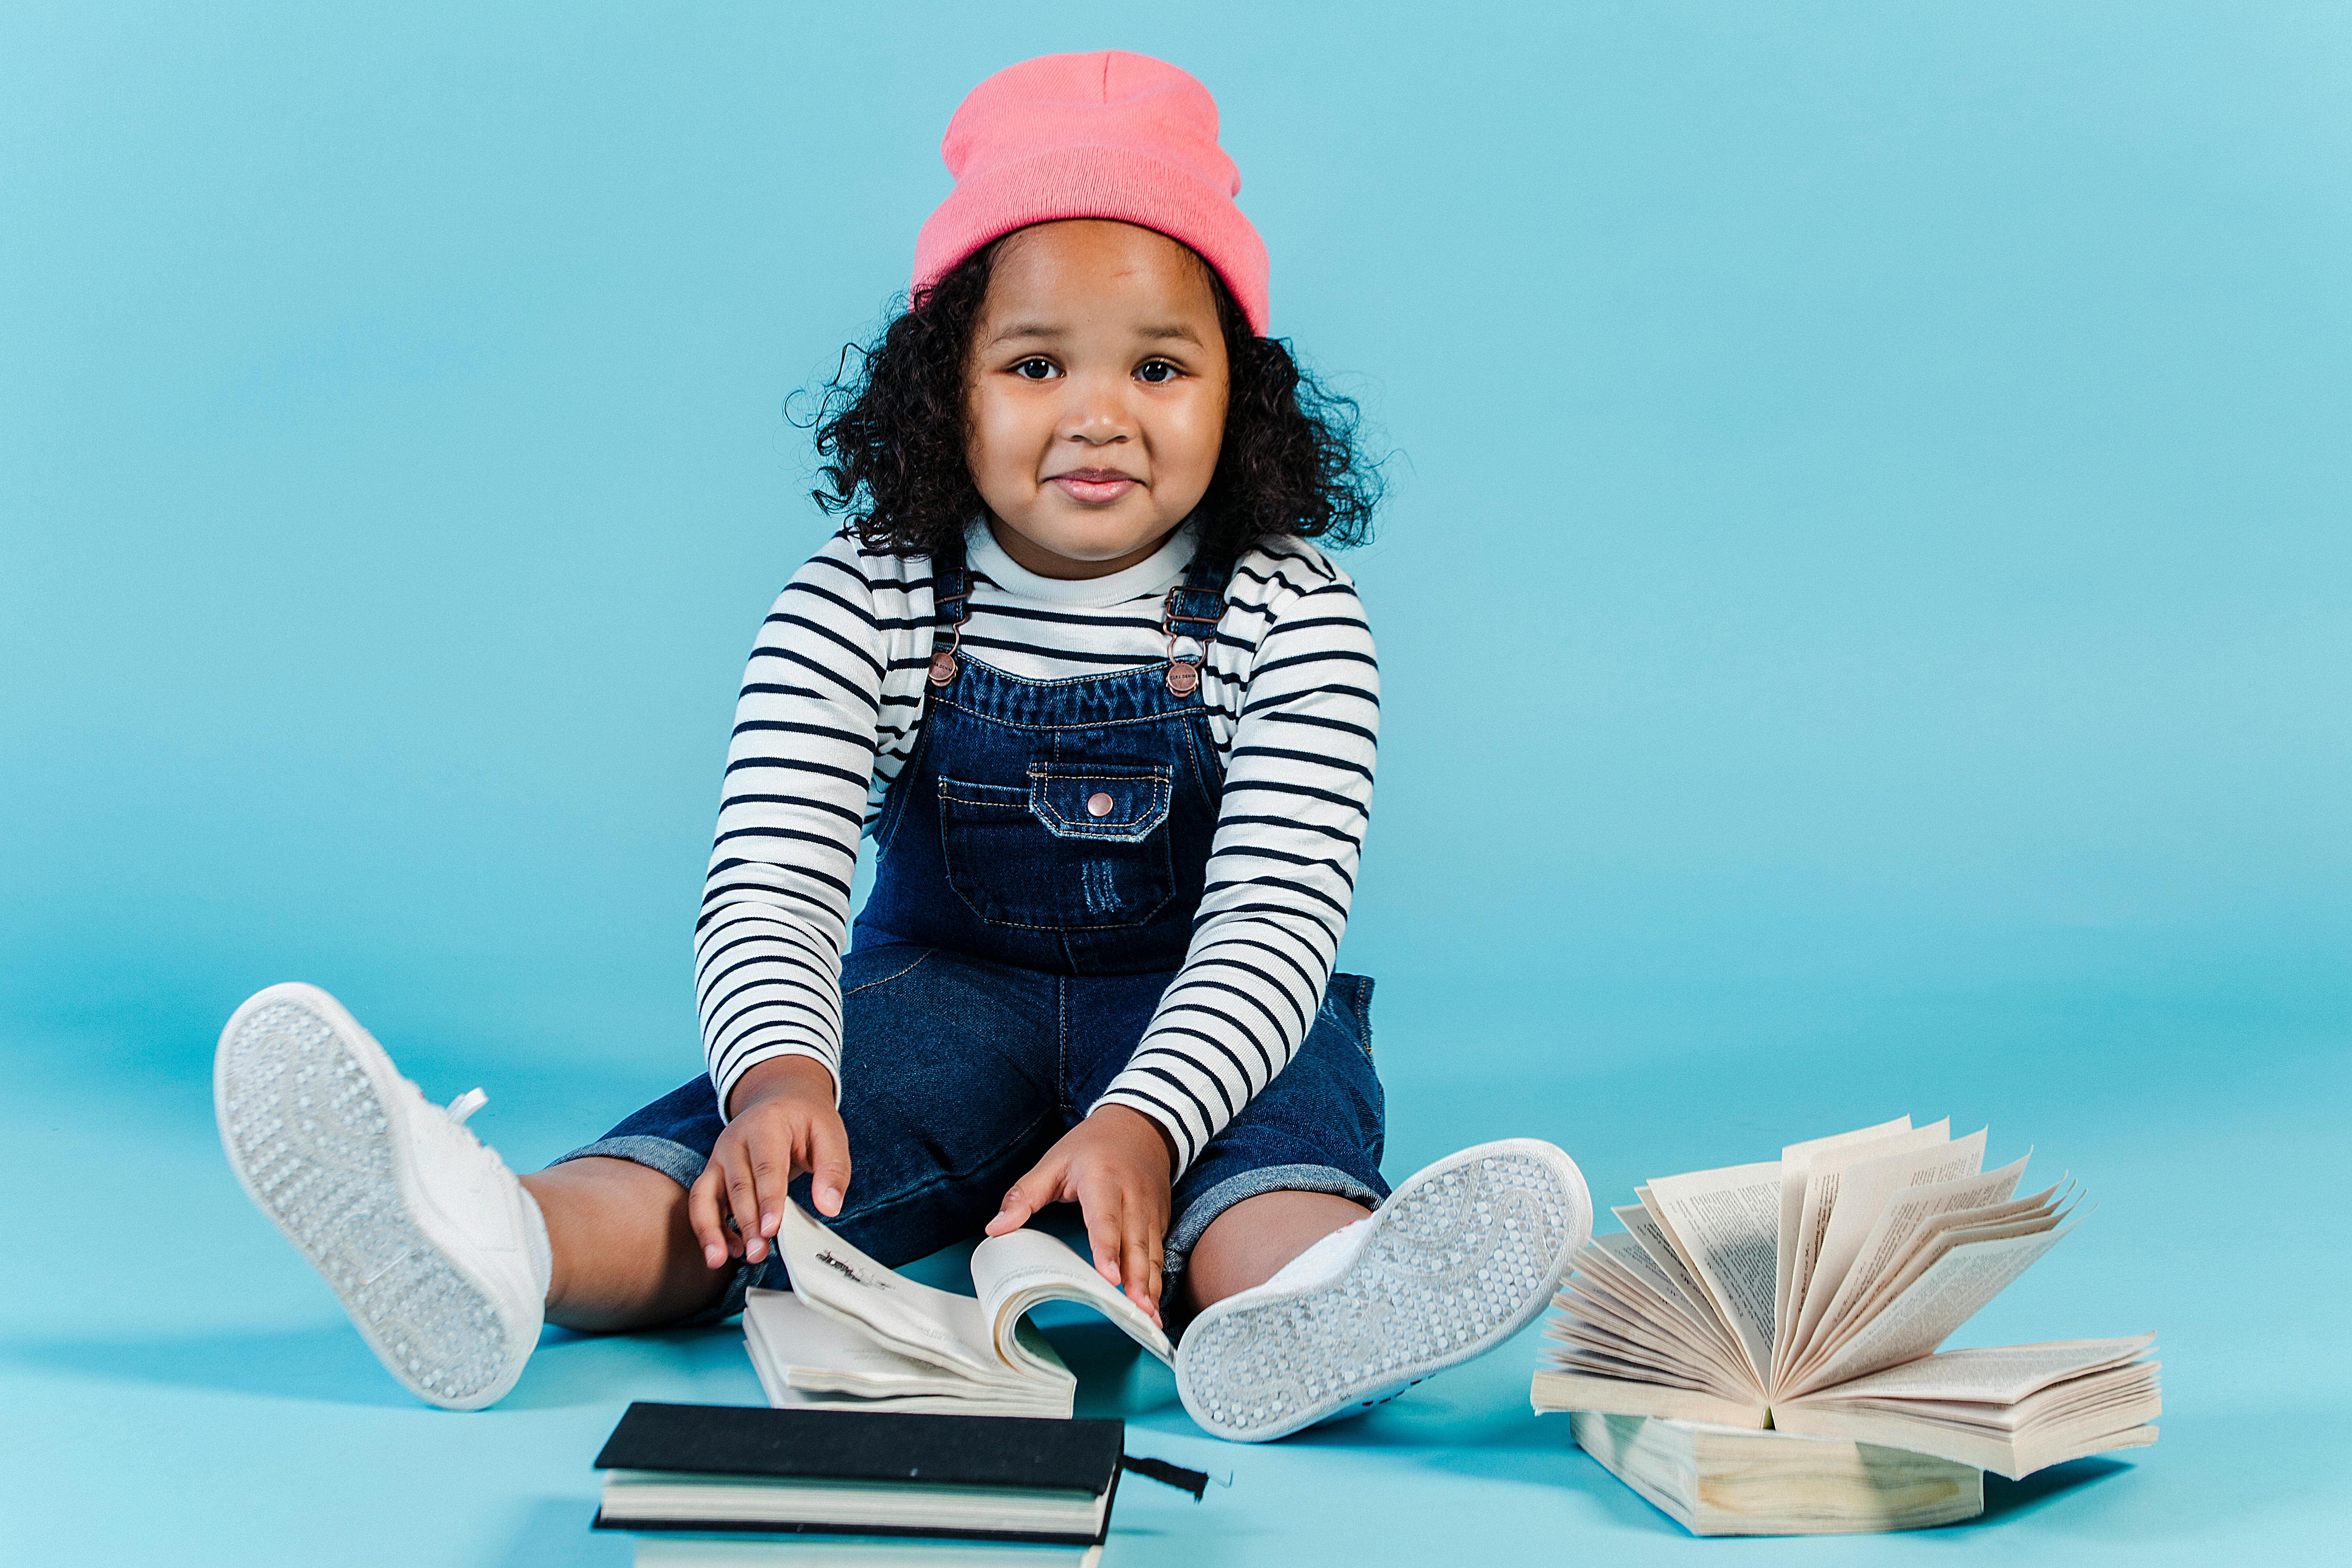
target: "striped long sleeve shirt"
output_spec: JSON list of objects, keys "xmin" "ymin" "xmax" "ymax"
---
[{"xmin": 695, "ymin": 519, "xmax": 1379, "ymax": 1174}]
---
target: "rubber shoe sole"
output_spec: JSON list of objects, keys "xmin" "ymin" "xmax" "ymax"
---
[
  {"xmin": 213, "ymin": 982, "xmax": 537, "ymax": 1410},
  {"xmin": 1176, "ymin": 1138, "xmax": 1592, "ymax": 1442}
]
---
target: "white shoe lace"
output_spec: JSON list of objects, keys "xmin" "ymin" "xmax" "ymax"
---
[
  {"xmin": 416, "ymin": 1086, "xmax": 527, "ymax": 1254},
  {"xmin": 433, "ymin": 1087, "xmax": 507, "ymax": 1177},
  {"xmin": 418, "ymin": 1085, "xmax": 506, "ymax": 1183}
]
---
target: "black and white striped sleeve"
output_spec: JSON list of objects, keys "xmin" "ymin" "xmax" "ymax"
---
[
  {"xmin": 1091, "ymin": 565, "xmax": 1380, "ymax": 1172},
  {"xmin": 693, "ymin": 540, "xmax": 888, "ymax": 1116}
]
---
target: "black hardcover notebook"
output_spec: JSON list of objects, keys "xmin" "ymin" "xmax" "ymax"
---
[{"xmin": 591, "ymin": 1402, "xmax": 1127, "ymax": 1546}]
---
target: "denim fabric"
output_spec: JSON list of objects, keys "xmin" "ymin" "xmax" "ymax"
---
[
  {"xmin": 564, "ymin": 538, "xmax": 1388, "ymax": 1310},
  {"xmin": 854, "ymin": 548, "xmax": 1231, "ymax": 976},
  {"xmin": 557, "ymin": 942, "xmax": 1387, "ymax": 1313}
]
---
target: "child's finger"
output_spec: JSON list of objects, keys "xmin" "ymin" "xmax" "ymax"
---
[
  {"xmin": 803, "ymin": 1109, "xmax": 853, "ymax": 1218},
  {"xmin": 1079, "ymin": 1185, "xmax": 1125, "ymax": 1287},
  {"xmin": 1121, "ymin": 1205, "xmax": 1162, "ymax": 1323},
  {"xmin": 723, "ymin": 1155, "xmax": 768, "ymax": 1264},
  {"xmin": 686, "ymin": 1166, "xmax": 732, "ymax": 1269},
  {"xmin": 986, "ymin": 1154, "xmax": 1060, "ymax": 1237},
  {"xmin": 748, "ymin": 1146, "xmax": 790, "ymax": 1241}
]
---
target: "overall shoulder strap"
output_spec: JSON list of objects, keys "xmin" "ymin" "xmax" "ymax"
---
[
  {"xmin": 931, "ymin": 533, "xmax": 971, "ymax": 636},
  {"xmin": 1163, "ymin": 548, "xmax": 1232, "ymax": 641},
  {"xmin": 1158, "ymin": 548, "xmax": 1232, "ymax": 698},
  {"xmin": 927, "ymin": 533, "xmax": 972, "ymax": 688}
]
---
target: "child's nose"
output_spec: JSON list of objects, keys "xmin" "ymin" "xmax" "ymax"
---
[{"xmin": 1059, "ymin": 380, "xmax": 1136, "ymax": 444}]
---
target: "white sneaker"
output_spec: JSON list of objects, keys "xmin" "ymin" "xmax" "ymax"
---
[
  {"xmin": 213, "ymin": 982, "xmax": 546, "ymax": 1410},
  {"xmin": 1175, "ymin": 1138, "xmax": 1592, "ymax": 1442}
]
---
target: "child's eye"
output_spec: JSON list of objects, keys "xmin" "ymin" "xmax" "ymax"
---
[
  {"xmin": 1135, "ymin": 360, "xmax": 1179, "ymax": 385},
  {"xmin": 1011, "ymin": 358, "xmax": 1059, "ymax": 381}
]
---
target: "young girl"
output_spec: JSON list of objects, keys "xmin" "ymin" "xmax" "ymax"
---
[{"xmin": 212, "ymin": 50, "xmax": 1591, "ymax": 1443}]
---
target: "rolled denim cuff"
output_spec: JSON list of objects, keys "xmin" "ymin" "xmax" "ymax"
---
[
  {"xmin": 1164, "ymin": 1161, "xmax": 1382, "ymax": 1280},
  {"xmin": 550, "ymin": 1133, "xmax": 709, "ymax": 1190}
]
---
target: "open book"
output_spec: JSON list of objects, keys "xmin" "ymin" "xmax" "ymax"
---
[
  {"xmin": 1530, "ymin": 1116, "xmax": 2160, "ymax": 1479},
  {"xmin": 743, "ymin": 1200, "xmax": 1173, "ymax": 1420}
]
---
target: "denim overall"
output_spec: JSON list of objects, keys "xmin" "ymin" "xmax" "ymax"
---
[{"xmin": 564, "ymin": 536, "xmax": 1388, "ymax": 1309}]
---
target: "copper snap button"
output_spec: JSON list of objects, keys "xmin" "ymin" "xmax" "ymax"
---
[{"xmin": 1086, "ymin": 791, "xmax": 1115, "ymax": 818}]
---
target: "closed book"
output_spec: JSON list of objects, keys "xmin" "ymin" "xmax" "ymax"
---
[
  {"xmin": 591, "ymin": 1403, "xmax": 1125, "ymax": 1547},
  {"xmin": 1566, "ymin": 1412, "xmax": 1984, "ymax": 1536}
]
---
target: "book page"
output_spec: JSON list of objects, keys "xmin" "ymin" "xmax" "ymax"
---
[
  {"xmin": 1797, "ymin": 1186, "xmax": 2064, "ymax": 1374},
  {"xmin": 1828, "ymin": 1363, "xmax": 2158, "ymax": 1434},
  {"xmin": 760, "ymin": 1383, "xmax": 1071, "ymax": 1418},
  {"xmin": 1552, "ymin": 1294, "xmax": 1727, "ymax": 1385},
  {"xmin": 1793, "ymin": 1156, "xmax": 2030, "ymax": 1368},
  {"xmin": 773, "ymin": 1200, "xmax": 1018, "ymax": 1385},
  {"xmin": 1622, "ymin": 1192, "xmax": 1763, "ymax": 1392},
  {"xmin": 1793, "ymin": 1222, "xmax": 2076, "ymax": 1394},
  {"xmin": 970, "ymin": 1227, "xmax": 1174, "ymax": 1369},
  {"xmin": 1773, "ymin": 1380, "xmax": 2158, "ymax": 1480},
  {"xmin": 1581, "ymin": 1238, "xmax": 1755, "ymax": 1388},
  {"xmin": 1644, "ymin": 1161, "xmax": 1782, "ymax": 1385},
  {"xmin": 1615, "ymin": 1200, "xmax": 1713, "ymax": 1321},
  {"xmin": 1557, "ymin": 1271, "xmax": 1755, "ymax": 1395},
  {"xmin": 740, "ymin": 1294, "xmax": 1072, "ymax": 1417},
  {"xmin": 1773, "ymin": 1120, "xmax": 1953, "ymax": 1375},
  {"xmin": 1787, "ymin": 1198, "xmax": 2063, "ymax": 1388},
  {"xmin": 1529, "ymin": 1367, "xmax": 1770, "ymax": 1428},
  {"xmin": 1772, "ymin": 1118, "xmax": 1913, "ymax": 1363},
  {"xmin": 743, "ymin": 1288, "xmax": 985, "ymax": 1397},
  {"xmin": 1781, "ymin": 1125, "xmax": 1977, "ymax": 1381},
  {"xmin": 1590, "ymin": 1234, "xmax": 1711, "ymax": 1334},
  {"xmin": 1808, "ymin": 1129, "xmax": 1986, "ymax": 1296},
  {"xmin": 1560, "ymin": 1287, "xmax": 1756, "ymax": 1399},
  {"xmin": 1544, "ymin": 1345, "xmax": 1721, "ymax": 1393},
  {"xmin": 1801, "ymin": 1334, "xmax": 2154, "ymax": 1407}
]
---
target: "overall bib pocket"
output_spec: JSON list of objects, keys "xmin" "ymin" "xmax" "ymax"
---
[{"xmin": 937, "ymin": 765, "xmax": 1175, "ymax": 930}]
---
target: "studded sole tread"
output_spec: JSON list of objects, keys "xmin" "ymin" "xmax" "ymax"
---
[
  {"xmin": 212, "ymin": 984, "xmax": 530, "ymax": 1410},
  {"xmin": 1176, "ymin": 1138, "xmax": 1591, "ymax": 1442}
]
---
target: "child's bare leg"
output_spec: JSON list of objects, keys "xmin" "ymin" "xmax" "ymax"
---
[
  {"xmin": 521, "ymin": 1158, "xmax": 731, "ymax": 1332},
  {"xmin": 1182, "ymin": 1190, "xmax": 1371, "ymax": 1314}
]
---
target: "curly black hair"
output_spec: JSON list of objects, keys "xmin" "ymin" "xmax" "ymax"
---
[{"xmin": 800, "ymin": 232, "xmax": 1379, "ymax": 563}]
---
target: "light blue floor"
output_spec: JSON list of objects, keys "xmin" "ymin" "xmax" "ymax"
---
[{"xmin": 7, "ymin": 978, "xmax": 2344, "ymax": 1565}]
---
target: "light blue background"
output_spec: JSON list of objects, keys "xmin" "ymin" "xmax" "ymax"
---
[{"xmin": 4, "ymin": 2, "xmax": 2346, "ymax": 1562}]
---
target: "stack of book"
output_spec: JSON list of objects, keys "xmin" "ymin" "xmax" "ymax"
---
[
  {"xmin": 590, "ymin": 1403, "xmax": 1137, "ymax": 1565},
  {"xmin": 1530, "ymin": 1116, "xmax": 2160, "ymax": 1536}
]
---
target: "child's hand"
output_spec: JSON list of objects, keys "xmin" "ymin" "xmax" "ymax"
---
[
  {"xmin": 689, "ymin": 1055, "xmax": 851, "ymax": 1272},
  {"xmin": 987, "ymin": 1105, "xmax": 1175, "ymax": 1326}
]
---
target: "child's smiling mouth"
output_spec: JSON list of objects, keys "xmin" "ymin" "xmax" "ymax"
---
[{"xmin": 1049, "ymin": 468, "xmax": 1141, "ymax": 505}]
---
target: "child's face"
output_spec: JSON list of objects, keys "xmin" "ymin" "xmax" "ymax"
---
[{"xmin": 964, "ymin": 220, "xmax": 1230, "ymax": 580}]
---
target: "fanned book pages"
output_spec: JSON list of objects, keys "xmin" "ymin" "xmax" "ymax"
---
[
  {"xmin": 744, "ymin": 1201, "xmax": 1174, "ymax": 1421},
  {"xmin": 1530, "ymin": 1117, "xmax": 2161, "ymax": 1481}
]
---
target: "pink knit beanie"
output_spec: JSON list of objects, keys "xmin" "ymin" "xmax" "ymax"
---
[{"xmin": 912, "ymin": 51, "xmax": 1271, "ymax": 334}]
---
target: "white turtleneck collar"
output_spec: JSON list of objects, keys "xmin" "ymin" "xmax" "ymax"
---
[{"xmin": 963, "ymin": 517, "xmax": 1198, "ymax": 608}]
